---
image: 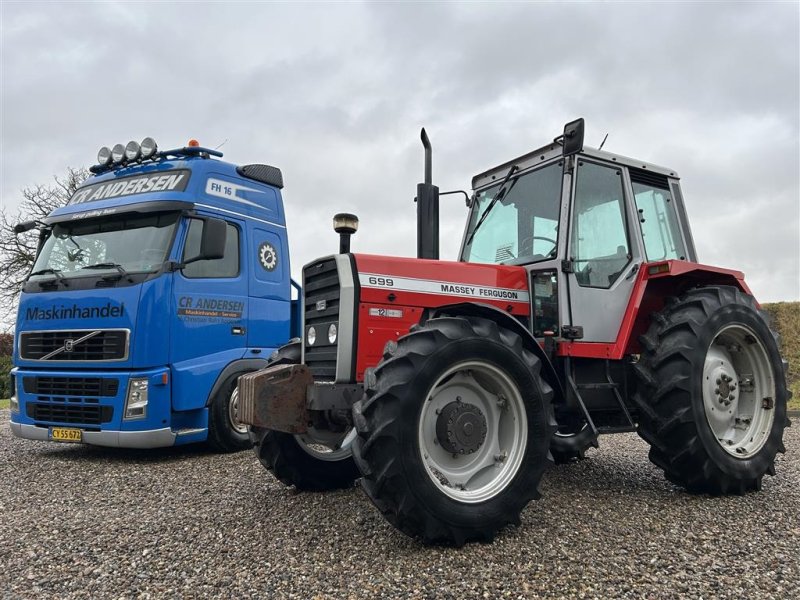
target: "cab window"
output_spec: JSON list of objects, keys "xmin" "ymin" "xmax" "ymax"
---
[
  {"xmin": 632, "ymin": 177, "xmax": 686, "ymax": 261},
  {"xmin": 570, "ymin": 161, "xmax": 630, "ymax": 288},
  {"xmin": 182, "ymin": 219, "xmax": 240, "ymax": 278}
]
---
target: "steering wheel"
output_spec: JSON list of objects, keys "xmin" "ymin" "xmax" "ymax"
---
[{"xmin": 531, "ymin": 236, "xmax": 558, "ymax": 258}]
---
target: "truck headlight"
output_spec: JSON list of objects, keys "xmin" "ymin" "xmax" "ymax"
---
[
  {"xmin": 307, "ymin": 326, "xmax": 317, "ymax": 346},
  {"xmin": 124, "ymin": 378, "xmax": 149, "ymax": 419},
  {"xmin": 9, "ymin": 373, "xmax": 19, "ymax": 413}
]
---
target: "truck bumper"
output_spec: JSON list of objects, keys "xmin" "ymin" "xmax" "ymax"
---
[{"xmin": 9, "ymin": 421, "xmax": 176, "ymax": 449}]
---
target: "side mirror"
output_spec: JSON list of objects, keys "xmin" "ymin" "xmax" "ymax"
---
[
  {"xmin": 199, "ymin": 217, "xmax": 226, "ymax": 260},
  {"xmin": 14, "ymin": 220, "xmax": 38, "ymax": 235},
  {"xmin": 562, "ymin": 118, "xmax": 585, "ymax": 157},
  {"xmin": 183, "ymin": 217, "xmax": 226, "ymax": 265}
]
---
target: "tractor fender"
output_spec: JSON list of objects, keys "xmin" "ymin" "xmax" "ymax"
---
[
  {"xmin": 426, "ymin": 302, "xmax": 565, "ymax": 404},
  {"xmin": 205, "ymin": 358, "xmax": 269, "ymax": 406}
]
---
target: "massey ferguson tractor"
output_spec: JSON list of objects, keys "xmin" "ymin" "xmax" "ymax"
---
[{"xmin": 237, "ymin": 119, "xmax": 790, "ymax": 546}]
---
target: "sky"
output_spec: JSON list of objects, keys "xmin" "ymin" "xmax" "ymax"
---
[{"xmin": 1, "ymin": 1, "xmax": 798, "ymax": 316}]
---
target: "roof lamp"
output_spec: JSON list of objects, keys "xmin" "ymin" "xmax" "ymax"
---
[
  {"xmin": 140, "ymin": 137, "xmax": 158, "ymax": 159},
  {"xmin": 111, "ymin": 143, "xmax": 126, "ymax": 164},
  {"xmin": 125, "ymin": 140, "xmax": 141, "ymax": 162},
  {"xmin": 188, "ymin": 139, "xmax": 200, "ymax": 147},
  {"xmin": 97, "ymin": 146, "xmax": 112, "ymax": 166}
]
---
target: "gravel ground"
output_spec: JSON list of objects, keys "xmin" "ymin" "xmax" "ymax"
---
[{"xmin": 1, "ymin": 410, "xmax": 798, "ymax": 600}]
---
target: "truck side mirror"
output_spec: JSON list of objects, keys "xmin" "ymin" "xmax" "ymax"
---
[
  {"xmin": 14, "ymin": 220, "xmax": 38, "ymax": 234},
  {"xmin": 183, "ymin": 217, "xmax": 227, "ymax": 266},
  {"xmin": 562, "ymin": 118, "xmax": 585, "ymax": 157},
  {"xmin": 199, "ymin": 217, "xmax": 226, "ymax": 260}
]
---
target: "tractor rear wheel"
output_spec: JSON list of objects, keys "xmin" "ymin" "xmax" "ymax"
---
[
  {"xmin": 634, "ymin": 286, "xmax": 789, "ymax": 494},
  {"xmin": 352, "ymin": 315, "xmax": 555, "ymax": 546},
  {"xmin": 249, "ymin": 340, "xmax": 360, "ymax": 491}
]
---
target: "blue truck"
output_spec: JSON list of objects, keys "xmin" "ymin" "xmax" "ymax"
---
[{"xmin": 9, "ymin": 138, "xmax": 299, "ymax": 450}]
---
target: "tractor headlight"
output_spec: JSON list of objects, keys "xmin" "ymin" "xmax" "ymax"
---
[
  {"xmin": 328, "ymin": 323, "xmax": 337, "ymax": 345},
  {"xmin": 307, "ymin": 326, "xmax": 317, "ymax": 346},
  {"xmin": 111, "ymin": 143, "xmax": 126, "ymax": 164},
  {"xmin": 124, "ymin": 378, "xmax": 149, "ymax": 419},
  {"xmin": 125, "ymin": 140, "xmax": 141, "ymax": 162},
  {"xmin": 140, "ymin": 137, "xmax": 158, "ymax": 159},
  {"xmin": 97, "ymin": 146, "xmax": 112, "ymax": 166}
]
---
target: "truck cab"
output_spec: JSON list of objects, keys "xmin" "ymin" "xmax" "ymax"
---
[{"xmin": 9, "ymin": 139, "xmax": 298, "ymax": 450}]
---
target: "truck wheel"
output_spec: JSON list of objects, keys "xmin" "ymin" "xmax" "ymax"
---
[
  {"xmin": 352, "ymin": 315, "xmax": 556, "ymax": 546},
  {"xmin": 550, "ymin": 418, "xmax": 599, "ymax": 464},
  {"xmin": 634, "ymin": 286, "xmax": 790, "ymax": 494},
  {"xmin": 208, "ymin": 372, "xmax": 252, "ymax": 453},
  {"xmin": 249, "ymin": 340, "xmax": 360, "ymax": 491}
]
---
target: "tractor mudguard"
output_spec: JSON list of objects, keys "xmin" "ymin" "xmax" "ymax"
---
[{"xmin": 427, "ymin": 302, "xmax": 565, "ymax": 404}]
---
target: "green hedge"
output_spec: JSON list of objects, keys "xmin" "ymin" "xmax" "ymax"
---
[{"xmin": 0, "ymin": 355, "xmax": 11, "ymax": 399}]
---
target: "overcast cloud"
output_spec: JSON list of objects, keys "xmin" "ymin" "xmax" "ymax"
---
[{"xmin": 1, "ymin": 1, "xmax": 798, "ymax": 314}]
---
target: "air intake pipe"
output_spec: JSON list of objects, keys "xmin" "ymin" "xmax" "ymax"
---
[{"xmin": 416, "ymin": 128, "xmax": 439, "ymax": 260}]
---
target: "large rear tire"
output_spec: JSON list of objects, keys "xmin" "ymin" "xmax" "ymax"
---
[
  {"xmin": 249, "ymin": 340, "xmax": 360, "ymax": 491},
  {"xmin": 352, "ymin": 315, "xmax": 556, "ymax": 546},
  {"xmin": 634, "ymin": 286, "xmax": 789, "ymax": 494}
]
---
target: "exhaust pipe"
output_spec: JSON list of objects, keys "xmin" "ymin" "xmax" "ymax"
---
[{"xmin": 416, "ymin": 128, "xmax": 439, "ymax": 260}]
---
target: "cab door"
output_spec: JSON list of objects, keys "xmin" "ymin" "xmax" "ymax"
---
[
  {"xmin": 170, "ymin": 216, "xmax": 248, "ymax": 411},
  {"xmin": 563, "ymin": 159, "xmax": 643, "ymax": 343}
]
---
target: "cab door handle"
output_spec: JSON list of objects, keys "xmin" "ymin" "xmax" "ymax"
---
[
  {"xmin": 625, "ymin": 263, "xmax": 640, "ymax": 280},
  {"xmin": 231, "ymin": 326, "xmax": 245, "ymax": 335}
]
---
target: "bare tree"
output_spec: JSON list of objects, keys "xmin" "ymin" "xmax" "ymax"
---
[{"xmin": 0, "ymin": 167, "xmax": 88, "ymax": 328}]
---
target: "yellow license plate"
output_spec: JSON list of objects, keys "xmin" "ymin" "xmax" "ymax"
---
[{"xmin": 50, "ymin": 427, "xmax": 83, "ymax": 443}]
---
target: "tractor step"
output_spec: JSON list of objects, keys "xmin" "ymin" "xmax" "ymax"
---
[{"xmin": 597, "ymin": 425, "xmax": 638, "ymax": 435}]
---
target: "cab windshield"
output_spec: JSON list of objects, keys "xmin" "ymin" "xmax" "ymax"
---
[
  {"xmin": 462, "ymin": 162, "xmax": 563, "ymax": 265},
  {"xmin": 29, "ymin": 212, "xmax": 180, "ymax": 280}
]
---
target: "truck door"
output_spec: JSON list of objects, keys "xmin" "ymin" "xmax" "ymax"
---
[
  {"xmin": 564, "ymin": 159, "xmax": 643, "ymax": 342},
  {"xmin": 171, "ymin": 216, "xmax": 248, "ymax": 411}
]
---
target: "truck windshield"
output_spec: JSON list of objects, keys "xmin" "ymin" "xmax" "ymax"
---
[
  {"xmin": 462, "ymin": 162, "xmax": 563, "ymax": 265},
  {"xmin": 29, "ymin": 212, "xmax": 180, "ymax": 280}
]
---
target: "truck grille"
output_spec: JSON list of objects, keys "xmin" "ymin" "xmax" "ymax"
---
[
  {"xmin": 26, "ymin": 401, "xmax": 113, "ymax": 426},
  {"xmin": 19, "ymin": 329, "xmax": 129, "ymax": 361},
  {"xmin": 23, "ymin": 376, "xmax": 119, "ymax": 398},
  {"xmin": 303, "ymin": 258, "xmax": 340, "ymax": 381}
]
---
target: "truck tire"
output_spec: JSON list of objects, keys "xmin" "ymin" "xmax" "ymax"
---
[
  {"xmin": 208, "ymin": 371, "xmax": 252, "ymax": 453},
  {"xmin": 550, "ymin": 418, "xmax": 599, "ymax": 464},
  {"xmin": 352, "ymin": 315, "xmax": 556, "ymax": 546},
  {"xmin": 633, "ymin": 286, "xmax": 790, "ymax": 494},
  {"xmin": 250, "ymin": 340, "xmax": 360, "ymax": 491}
]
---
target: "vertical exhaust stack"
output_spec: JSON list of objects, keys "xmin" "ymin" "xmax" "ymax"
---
[{"xmin": 416, "ymin": 128, "xmax": 439, "ymax": 260}]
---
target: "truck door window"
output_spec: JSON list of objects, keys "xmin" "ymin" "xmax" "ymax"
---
[
  {"xmin": 463, "ymin": 162, "xmax": 562, "ymax": 264},
  {"xmin": 570, "ymin": 162, "xmax": 630, "ymax": 288},
  {"xmin": 182, "ymin": 220, "xmax": 240, "ymax": 278},
  {"xmin": 632, "ymin": 180, "xmax": 686, "ymax": 261}
]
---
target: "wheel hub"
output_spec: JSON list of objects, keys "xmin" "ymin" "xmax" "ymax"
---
[{"xmin": 435, "ymin": 399, "xmax": 487, "ymax": 454}]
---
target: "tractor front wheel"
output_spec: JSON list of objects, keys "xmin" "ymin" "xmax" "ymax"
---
[
  {"xmin": 352, "ymin": 315, "xmax": 555, "ymax": 546},
  {"xmin": 634, "ymin": 286, "xmax": 789, "ymax": 493},
  {"xmin": 249, "ymin": 339, "xmax": 360, "ymax": 491}
]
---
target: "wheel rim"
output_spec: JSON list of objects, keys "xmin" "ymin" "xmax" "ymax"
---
[
  {"xmin": 228, "ymin": 387, "xmax": 249, "ymax": 435},
  {"xmin": 417, "ymin": 360, "xmax": 528, "ymax": 504},
  {"xmin": 295, "ymin": 427, "xmax": 355, "ymax": 461},
  {"xmin": 702, "ymin": 323, "xmax": 776, "ymax": 458}
]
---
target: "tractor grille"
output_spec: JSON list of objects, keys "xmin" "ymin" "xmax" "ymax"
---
[
  {"xmin": 19, "ymin": 329, "xmax": 129, "ymax": 362},
  {"xmin": 303, "ymin": 258, "xmax": 340, "ymax": 381},
  {"xmin": 26, "ymin": 401, "xmax": 113, "ymax": 426},
  {"xmin": 23, "ymin": 376, "xmax": 119, "ymax": 398}
]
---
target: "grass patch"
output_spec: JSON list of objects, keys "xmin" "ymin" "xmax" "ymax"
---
[
  {"xmin": 763, "ymin": 301, "xmax": 800, "ymax": 411},
  {"xmin": 0, "ymin": 399, "xmax": 9, "ymax": 410}
]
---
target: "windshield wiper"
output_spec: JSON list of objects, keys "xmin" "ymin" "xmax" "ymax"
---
[
  {"xmin": 82, "ymin": 262, "xmax": 135, "ymax": 283},
  {"xmin": 465, "ymin": 165, "xmax": 520, "ymax": 246},
  {"xmin": 29, "ymin": 268, "xmax": 68, "ymax": 287}
]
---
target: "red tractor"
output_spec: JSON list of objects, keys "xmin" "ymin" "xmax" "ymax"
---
[{"xmin": 238, "ymin": 119, "xmax": 790, "ymax": 546}]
